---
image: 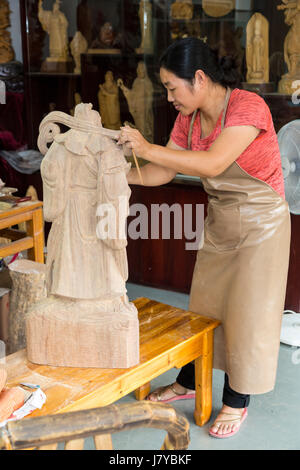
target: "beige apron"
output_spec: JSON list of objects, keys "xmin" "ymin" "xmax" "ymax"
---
[{"xmin": 188, "ymin": 89, "xmax": 291, "ymax": 394}]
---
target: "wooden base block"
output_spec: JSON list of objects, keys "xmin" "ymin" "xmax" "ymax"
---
[{"xmin": 26, "ymin": 296, "xmax": 140, "ymax": 368}]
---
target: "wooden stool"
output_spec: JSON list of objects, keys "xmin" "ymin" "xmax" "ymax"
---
[
  {"xmin": 0, "ymin": 201, "xmax": 44, "ymax": 264},
  {"xmin": 4, "ymin": 297, "xmax": 220, "ymax": 427}
]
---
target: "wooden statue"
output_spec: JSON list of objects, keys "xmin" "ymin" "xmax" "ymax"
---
[
  {"xmin": 25, "ymin": 103, "xmax": 139, "ymax": 368},
  {"xmin": 70, "ymin": 31, "xmax": 88, "ymax": 74},
  {"xmin": 246, "ymin": 13, "xmax": 269, "ymax": 84},
  {"xmin": 98, "ymin": 71, "xmax": 121, "ymax": 130},
  {"xmin": 136, "ymin": 0, "xmax": 153, "ymax": 54},
  {"xmin": 0, "ymin": 0, "xmax": 14, "ymax": 63},
  {"xmin": 70, "ymin": 91, "xmax": 82, "ymax": 116},
  {"xmin": 89, "ymin": 22, "xmax": 121, "ymax": 54},
  {"xmin": 170, "ymin": 0, "xmax": 194, "ymax": 20},
  {"xmin": 277, "ymin": 0, "xmax": 300, "ymax": 94},
  {"xmin": 202, "ymin": 0, "xmax": 235, "ymax": 17},
  {"xmin": 117, "ymin": 62, "xmax": 154, "ymax": 143},
  {"xmin": 38, "ymin": 0, "xmax": 71, "ymax": 72}
]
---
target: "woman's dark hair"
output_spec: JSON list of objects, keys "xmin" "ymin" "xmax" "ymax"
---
[{"xmin": 159, "ymin": 37, "xmax": 240, "ymax": 88}]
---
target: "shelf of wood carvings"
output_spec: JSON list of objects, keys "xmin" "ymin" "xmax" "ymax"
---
[{"xmin": 0, "ymin": 201, "xmax": 44, "ymax": 264}]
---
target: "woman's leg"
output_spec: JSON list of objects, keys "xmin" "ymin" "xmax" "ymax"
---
[
  {"xmin": 147, "ymin": 363, "xmax": 195, "ymax": 401},
  {"xmin": 222, "ymin": 373, "xmax": 250, "ymax": 408},
  {"xmin": 209, "ymin": 373, "xmax": 249, "ymax": 437}
]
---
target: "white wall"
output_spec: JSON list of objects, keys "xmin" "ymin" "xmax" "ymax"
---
[{"xmin": 8, "ymin": 0, "xmax": 23, "ymax": 63}]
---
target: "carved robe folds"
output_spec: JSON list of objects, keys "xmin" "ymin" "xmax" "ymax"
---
[{"xmin": 26, "ymin": 104, "xmax": 139, "ymax": 368}]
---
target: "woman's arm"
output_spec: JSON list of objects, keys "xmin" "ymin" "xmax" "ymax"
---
[
  {"xmin": 119, "ymin": 125, "xmax": 260, "ymax": 178},
  {"xmin": 126, "ymin": 139, "xmax": 181, "ymax": 186}
]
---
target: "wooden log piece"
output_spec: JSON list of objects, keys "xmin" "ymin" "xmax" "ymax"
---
[
  {"xmin": 0, "ymin": 402, "xmax": 190, "ymax": 450},
  {"xmin": 8, "ymin": 259, "xmax": 46, "ymax": 354}
]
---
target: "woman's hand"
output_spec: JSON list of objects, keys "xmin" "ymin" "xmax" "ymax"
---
[{"xmin": 118, "ymin": 126, "xmax": 152, "ymax": 159}]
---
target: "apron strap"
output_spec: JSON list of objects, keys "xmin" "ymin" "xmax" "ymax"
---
[
  {"xmin": 187, "ymin": 109, "xmax": 198, "ymax": 150},
  {"xmin": 221, "ymin": 87, "xmax": 232, "ymax": 130},
  {"xmin": 187, "ymin": 87, "xmax": 232, "ymax": 150}
]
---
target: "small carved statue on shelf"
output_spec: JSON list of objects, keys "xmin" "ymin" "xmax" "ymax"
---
[
  {"xmin": 277, "ymin": 0, "xmax": 300, "ymax": 94},
  {"xmin": 26, "ymin": 103, "xmax": 139, "ymax": 369},
  {"xmin": 0, "ymin": 0, "xmax": 15, "ymax": 63},
  {"xmin": 70, "ymin": 31, "xmax": 88, "ymax": 74},
  {"xmin": 98, "ymin": 70, "xmax": 121, "ymax": 130},
  {"xmin": 90, "ymin": 22, "xmax": 121, "ymax": 53},
  {"xmin": 38, "ymin": 0, "xmax": 71, "ymax": 71},
  {"xmin": 117, "ymin": 61, "xmax": 154, "ymax": 144},
  {"xmin": 70, "ymin": 91, "xmax": 82, "ymax": 116},
  {"xmin": 202, "ymin": 0, "xmax": 235, "ymax": 18},
  {"xmin": 246, "ymin": 13, "xmax": 269, "ymax": 84},
  {"xmin": 136, "ymin": 0, "xmax": 153, "ymax": 54},
  {"xmin": 170, "ymin": 0, "xmax": 194, "ymax": 20}
]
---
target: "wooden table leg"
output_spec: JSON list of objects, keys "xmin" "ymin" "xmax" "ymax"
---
[
  {"xmin": 135, "ymin": 382, "xmax": 151, "ymax": 401},
  {"xmin": 194, "ymin": 330, "xmax": 213, "ymax": 426},
  {"xmin": 26, "ymin": 208, "xmax": 44, "ymax": 263}
]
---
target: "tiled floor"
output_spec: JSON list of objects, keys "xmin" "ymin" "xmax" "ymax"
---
[{"xmin": 83, "ymin": 282, "xmax": 300, "ymax": 451}]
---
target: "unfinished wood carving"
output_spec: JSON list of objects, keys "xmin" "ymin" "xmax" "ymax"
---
[
  {"xmin": 98, "ymin": 71, "xmax": 121, "ymax": 130},
  {"xmin": 246, "ymin": 13, "xmax": 269, "ymax": 84},
  {"xmin": 0, "ymin": 0, "xmax": 15, "ymax": 63},
  {"xmin": 136, "ymin": 0, "xmax": 153, "ymax": 54},
  {"xmin": 38, "ymin": 0, "xmax": 71, "ymax": 72},
  {"xmin": 170, "ymin": 0, "xmax": 194, "ymax": 20},
  {"xmin": 25, "ymin": 103, "xmax": 139, "ymax": 368},
  {"xmin": 70, "ymin": 31, "xmax": 88, "ymax": 74},
  {"xmin": 277, "ymin": 0, "xmax": 300, "ymax": 94},
  {"xmin": 202, "ymin": 0, "xmax": 235, "ymax": 17},
  {"xmin": 117, "ymin": 62, "xmax": 154, "ymax": 143}
]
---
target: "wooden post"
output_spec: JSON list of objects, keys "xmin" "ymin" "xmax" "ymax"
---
[
  {"xmin": 194, "ymin": 330, "xmax": 214, "ymax": 426},
  {"xmin": 8, "ymin": 259, "xmax": 46, "ymax": 354}
]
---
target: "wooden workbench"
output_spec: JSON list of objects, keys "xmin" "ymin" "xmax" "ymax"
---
[{"xmin": 4, "ymin": 297, "xmax": 220, "ymax": 427}]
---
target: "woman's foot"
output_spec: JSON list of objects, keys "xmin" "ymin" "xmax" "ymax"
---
[
  {"xmin": 146, "ymin": 382, "xmax": 195, "ymax": 403},
  {"xmin": 209, "ymin": 405, "xmax": 248, "ymax": 438}
]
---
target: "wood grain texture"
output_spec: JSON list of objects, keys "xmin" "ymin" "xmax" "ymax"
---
[
  {"xmin": 4, "ymin": 298, "xmax": 220, "ymax": 426},
  {"xmin": 0, "ymin": 402, "xmax": 190, "ymax": 450},
  {"xmin": 8, "ymin": 260, "xmax": 46, "ymax": 354}
]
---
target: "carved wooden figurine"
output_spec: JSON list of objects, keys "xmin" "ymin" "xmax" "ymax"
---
[
  {"xmin": 38, "ymin": 0, "xmax": 71, "ymax": 72},
  {"xmin": 98, "ymin": 71, "xmax": 121, "ymax": 130},
  {"xmin": 170, "ymin": 0, "xmax": 194, "ymax": 20},
  {"xmin": 136, "ymin": 0, "xmax": 153, "ymax": 54},
  {"xmin": 246, "ymin": 13, "xmax": 269, "ymax": 84},
  {"xmin": 0, "ymin": 0, "xmax": 14, "ymax": 63},
  {"xmin": 277, "ymin": 0, "xmax": 300, "ymax": 94},
  {"xmin": 25, "ymin": 103, "xmax": 139, "ymax": 368},
  {"xmin": 117, "ymin": 62, "xmax": 154, "ymax": 143},
  {"xmin": 70, "ymin": 31, "xmax": 88, "ymax": 74},
  {"xmin": 202, "ymin": 0, "xmax": 235, "ymax": 17}
]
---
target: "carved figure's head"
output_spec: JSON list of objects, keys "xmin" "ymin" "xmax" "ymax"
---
[
  {"xmin": 137, "ymin": 61, "xmax": 146, "ymax": 79},
  {"xmin": 53, "ymin": 0, "xmax": 61, "ymax": 13},
  {"xmin": 74, "ymin": 103, "xmax": 102, "ymax": 127}
]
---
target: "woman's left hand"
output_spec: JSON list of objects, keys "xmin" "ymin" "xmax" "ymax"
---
[{"xmin": 118, "ymin": 126, "xmax": 151, "ymax": 159}]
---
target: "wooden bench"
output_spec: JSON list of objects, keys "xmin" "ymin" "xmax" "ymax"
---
[
  {"xmin": 0, "ymin": 201, "xmax": 44, "ymax": 263},
  {"xmin": 3, "ymin": 297, "xmax": 220, "ymax": 427}
]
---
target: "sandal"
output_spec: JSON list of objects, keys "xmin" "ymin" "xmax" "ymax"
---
[
  {"xmin": 146, "ymin": 383, "xmax": 196, "ymax": 404},
  {"xmin": 209, "ymin": 408, "xmax": 248, "ymax": 439}
]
